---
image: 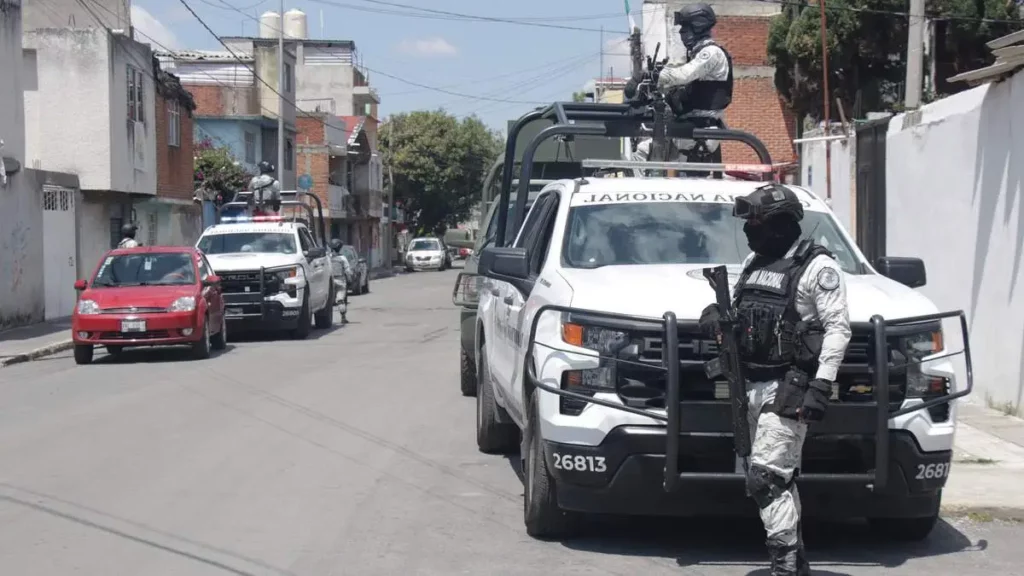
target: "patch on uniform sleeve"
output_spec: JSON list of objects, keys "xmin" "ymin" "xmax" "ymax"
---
[
  {"xmin": 698, "ymin": 49, "xmax": 711, "ymax": 60},
  {"xmin": 817, "ymin": 267, "xmax": 840, "ymax": 291}
]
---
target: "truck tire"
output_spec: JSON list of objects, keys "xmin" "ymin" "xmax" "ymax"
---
[
  {"xmin": 523, "ymin": 390, "xmax": 579, "ymax": 539},
  {"xmin": 314, "ymin": 284, "xmax": 334, "ymax": 329},
  {"xmin": 291, "ymin": 293, "xmax": 312, "ymax": 340},
  {"xmin": 460, "ymin": 348, "xmax": 477, "ymax": 397},
  {"xmin": 476, "ymin": 353, "xmax": 518, "ymax": 454},
  {"xmin": 868, "ymin": 514, "xmax": 939, "ymax": 542}
]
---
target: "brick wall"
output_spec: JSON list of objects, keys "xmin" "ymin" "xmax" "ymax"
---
[
  {"xmin": 712, "ymin": 16, "xmax": 798, "ymax": 164},
  {"xmin": 296, "ymin": 148, "xmax": 330, "ymax": 211},
  {"xmin": 185, "ymin": 84, "xmax": 258, "ymax": 117},
  {"xmin": 155, "ymin": 91, "xmax": 196, "ymax": 201},
  {"xmin": 297, "ymin": 115, "xmax": 326, "ymax": 145}
]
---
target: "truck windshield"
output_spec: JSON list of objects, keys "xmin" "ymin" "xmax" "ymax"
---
[
  {"xmin": 197, "ymin": 232, "xmax": 297, "ymax": 255},
  {"xmin": 92, "ymin": 252, "xmax": 196, "ymax": 286},
  {"xmin": 562, "ymin": 201, "xmax": 863, "ymax": 273}
]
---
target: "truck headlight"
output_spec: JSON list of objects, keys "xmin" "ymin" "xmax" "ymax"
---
[
  {"xmin": 169, "ymin": 296, "xmax": 196, "ymax": 312},
  {"xmin": 899, "ymin": 327, "xmax": 943, "ymax": 361},
  {"xmin": 897, "ymin": 325, "xmax": 950, "ymax": 421},
  {"xmin": 77, "ymin": 299, "xmax": 100, "ymax": 315},
  {"xmin": 560, "ymin": 320, "xmax": 633, "ymax": 392}
]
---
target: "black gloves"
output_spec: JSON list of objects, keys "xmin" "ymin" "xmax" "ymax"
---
[
  {"xmin": 698, "ymin": 303, "xmax": 721, "ymax": 339},
  {"xmin": 800, "ymin": 379, "xmax": 832, "ymax": 422}
]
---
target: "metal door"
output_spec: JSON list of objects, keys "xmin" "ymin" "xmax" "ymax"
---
[
  {"xmin": 42, "ymin": 186, "xmax": 78, "ymax": 319},
  {"xmin": 855, "ymin": 120, "xmax": 888, "ymax": 263}
]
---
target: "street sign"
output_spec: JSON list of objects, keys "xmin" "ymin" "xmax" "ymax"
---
[{"xmin": 298, "ymin": 174, "xmax": 313, "ymax": 190}]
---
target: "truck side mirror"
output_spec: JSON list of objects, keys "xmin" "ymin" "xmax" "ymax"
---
[{"xmin": 876, "ymin": 257, "xmax": 926, "ymax": 288}]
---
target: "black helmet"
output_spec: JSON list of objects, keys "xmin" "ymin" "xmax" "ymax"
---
[
  {"xmin": 120, "ymin": 223, "xmax": 138, "ymax": 238},
  {"xmin": 257, "ymin": 160, "xmax": 275, "ymax": 175},
  {"xmin": 733, "ymin": 183, "xmax": 804, "ymax": 223},
  {"xmin": 329, "ymin": 238, "xmax": 344, "ymax": 252},
  {"xmin": 675, "ymin": 3, "xmax": 716, "ymax": 50}
]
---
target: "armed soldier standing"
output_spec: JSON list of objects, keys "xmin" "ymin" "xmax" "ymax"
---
[
  {"xmin": 700, "ymin": 184, "xmax": 851, "ymax": 575},
  {"xmin": 249, "ymin": 160, "xmax": 282, "ymax": 215},
  {"xmin": 628, "ymin": 3, "xmax": 733, "ymax": 163}
]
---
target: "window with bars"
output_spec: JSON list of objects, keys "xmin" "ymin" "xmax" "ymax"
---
[
  {"xmin": 127, "ymin": 65, "xmax": 145, "ymax": 123},
  {"xmin": 147, "ymin": 213, "xmax": 158, "ymax": 246},
  {"xmin": 168, "ymin": 99, "xmax": 181, "ymax": 147}
]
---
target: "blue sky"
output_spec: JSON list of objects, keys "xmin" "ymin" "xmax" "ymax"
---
[{"xmin": 131, "ymin": 0, "xmax": 639, "ymax": 131}]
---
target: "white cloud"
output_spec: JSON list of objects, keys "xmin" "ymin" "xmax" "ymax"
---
[
  {"xmin": 395, "ymin": 37, "xmax": 458, "ymax": 58},
  {"xmin": 131, "ymin": 5, "xmax": 179, "ymax": 50}
]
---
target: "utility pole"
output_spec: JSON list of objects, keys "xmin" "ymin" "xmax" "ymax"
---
[
  {"xmin": 818, "ymin": 0, "xmax": 832, "ymax": 203},
  {"xmin": 384, "ymin": 121, "xmax": 393, "ymax": 269},
  {"xmin": 904, "ymin": 0, "xmax": 925, "ymax": 108},
  {"xmin": 277, "ymin": 0, "xmax": 285, "ymax": 189}
]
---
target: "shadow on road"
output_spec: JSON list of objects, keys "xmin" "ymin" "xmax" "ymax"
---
[
  {"xmin": 560, "ymin": 513, "xmax": 986, "ymax": 573},
  {"xmin": 501, "ymin": 454, "xmax": 986, "ymax": 572},
  {"xmin": 91, "ymin": 344, "xmax": 237, "ymax": 364}
]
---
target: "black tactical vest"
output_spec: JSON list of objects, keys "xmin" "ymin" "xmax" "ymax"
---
[
  {"xmin": 687, "ymin": 40, "xmax": 734, "ymax": 112},
  {"xmin": 733, "ymin": 240, "xmax": 831, "ymax": 378}
]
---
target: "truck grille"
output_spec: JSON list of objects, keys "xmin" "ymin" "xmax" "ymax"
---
[
  {"xmin": 615, "ymin": 327, "xmax": 905, "ymax": 410},
  {"xmin": 219, "ymin": 270, "xmax": 280, "ymax": 297}
]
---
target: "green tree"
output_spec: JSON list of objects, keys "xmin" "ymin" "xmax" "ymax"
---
[
  {"xmin": 766, "ymin": 0, "xmax": 1022, "ymax": 120},
  {"xmin": 572, "ymin": 90, "xmax": 589, "ymax": 102},
  {"xmin": 194, "ymin": 139, "xmax": 251, "ymax": 202},
  {"xmin": 380, "ymin": 110, "xmax": 502, "ymax": 236}
]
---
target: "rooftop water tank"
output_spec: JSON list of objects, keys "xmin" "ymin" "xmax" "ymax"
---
[
  {"xmin": 284, "ymin": 9, "xmax": 308, "ymax": 39},
  {"xmin": 259, "ymin": 11, "xmax": 281, "ymax": 39}
]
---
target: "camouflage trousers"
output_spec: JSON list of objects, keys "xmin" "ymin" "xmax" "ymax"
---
[{"xmin": 745, "ymin": 380, "xmax": 808, "ymax": 549}]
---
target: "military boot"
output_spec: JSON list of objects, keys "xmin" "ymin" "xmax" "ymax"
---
[{"xmin": 768, "ymin": 543, "xmax": 801, "ymax": 576}]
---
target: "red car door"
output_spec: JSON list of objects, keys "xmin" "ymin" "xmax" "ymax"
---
[{"xmin": 197, "ymin": 253, "xmax": 224, "ymax": 325}]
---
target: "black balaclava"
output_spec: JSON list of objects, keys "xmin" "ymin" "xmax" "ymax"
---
[{"xmin": 743, "ymin": 215, "xmax": 802, "ymax": 259}]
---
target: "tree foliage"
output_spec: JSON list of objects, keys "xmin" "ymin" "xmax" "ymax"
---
[
  {"xmin": 380, "ymin": 110, "xmax": 502, "ymax": 236},
  {"xmin": 194, "ymin": 138, "xmax": 251, "ymax": 201},
  {"xmin": 766, "ymin": 0, "xmax": 1023, "ymax": 120}
]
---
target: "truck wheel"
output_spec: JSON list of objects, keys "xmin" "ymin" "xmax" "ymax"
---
[
  {"xmin": 460, "ymin": 348, "xmax": 477, "ymax": 397},
  {"xmin": 191, "ymin": 316, "xmax": 212, "ymax": 360},
  {"xmin": 523, "ymin": 390, "xmax": 579, "ymax": 539},
  {"xmin": 314, "ymin": 285, "xmax": 334, "ymax": 329},
  {"xmin": 291, "ymin": 293, "xmax": 312, "ymax": 340},
  {"xmin": 476, "ymin": 353, "xmax": 519, "ymax": 454},
  {"xmin": 868, "ymin": 514, "xmax": 939, "ymax": 542},
  {"xmin": 74, "ymin": 344, "xmax": 94, "ymax": 365}
]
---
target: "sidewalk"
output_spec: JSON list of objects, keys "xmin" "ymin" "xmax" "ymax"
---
[
  {"xmin": 0, "ymin": 318, "xmax": 74, "ymax": 368},
  {"xmin": 943, "ymin": 401, "xmax": 1024, "ymax": 519}
]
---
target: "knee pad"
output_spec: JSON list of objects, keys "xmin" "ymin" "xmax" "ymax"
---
[{"xmin": 746, "ymin": 464, "xmax": 791, "ymax": 509}]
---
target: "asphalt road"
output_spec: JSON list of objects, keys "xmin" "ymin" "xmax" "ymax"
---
[{"xmin": 0, "ymin": 265, "xmax": 1020, "ymax": 576}]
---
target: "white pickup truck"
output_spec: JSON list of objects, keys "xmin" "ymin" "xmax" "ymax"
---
[
  {"xmin": 196, "ymin": 216, "xmax": 335, "ymax": 339},
  {"xmin": 473, "ymin": 174, "xmax": 971, "ymax": 540}
]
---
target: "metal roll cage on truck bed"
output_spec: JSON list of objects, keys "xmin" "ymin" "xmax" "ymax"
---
[{"xmin": 485, "ymin": 100, "xmax": 974, "ymax": 498}]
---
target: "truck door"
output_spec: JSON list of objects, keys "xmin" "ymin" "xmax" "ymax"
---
[
  {"xmin": 299, "ymin": 228, "xmax": 328, "ymax": 308},
  {"xmin": 491, "ymin": 191, "xmax": 558, "ymax": 400}
]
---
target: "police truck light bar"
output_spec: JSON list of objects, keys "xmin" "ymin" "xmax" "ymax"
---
[
  {"xmin": 581, "ymin": 159, "xmax": 789, "ymax": 174},
  {"xmin": 219, "ymin": 215, "xmax": 285, "ymax": 223}
]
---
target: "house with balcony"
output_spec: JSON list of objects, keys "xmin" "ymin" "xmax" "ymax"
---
[
  {"xmin": 295, "ymin": 111, "xmax": 348, "ymax": 234},
  {"xmin": 23, "ymin": 25, "xmax": 156, "ymax": 279},
  {"xmin": 156, "ymin": 44, "xmax": 298, "ymax": 191}
]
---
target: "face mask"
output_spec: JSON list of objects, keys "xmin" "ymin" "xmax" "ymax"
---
[
  {"xmin": 743, "ymin": 220, "xmax": 798, "ymax": 258},
  {"xmin": 680, "ymin": 27, "xmax": 698, "ymax": 51}
]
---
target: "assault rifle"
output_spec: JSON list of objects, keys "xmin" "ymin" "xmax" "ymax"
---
[
  {"xmin": 702, "ymin": 265, "xmax": 752, "ymax": 461},
  {"xmin": 626, "ymin": 43, "xmax": 671, "ymax": 169}
]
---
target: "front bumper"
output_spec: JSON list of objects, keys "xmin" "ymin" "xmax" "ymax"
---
[
  {"xmin": 543, "ymin": 427, "xmax": 948, "ymax": 519},
  {"xmin": 406, "ymin": 259, "xmax": 444, "ymax": 270},
  {"xmin": 73, "ymin": 311, "xmax": 201, "ymax": 346},
  {"xmin": 223, "ymin": 290, "xmax": 304, "ymax": 330}
]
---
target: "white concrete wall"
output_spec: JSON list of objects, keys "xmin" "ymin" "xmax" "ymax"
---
[
  {"xmin": 76, "ymin": 196, "xmax": 118, "ymax": 278},
  {"xmin": 798, "ymin": 130, "xmax": 856, "ymax": 232},
  {"xmin": 0, "ymin": 1, "xmax": 45, "ymax": 329},
  {"xmin": 23, "ymin": 29, "xmax": 155, "ymax": 194},
  {"xmin": 295, "ymin": 43, "xmax": 356, "ymax": 117},
  {"xmin": 887, "ymin": 71, "xmax": 1024, "ymax": 415}
]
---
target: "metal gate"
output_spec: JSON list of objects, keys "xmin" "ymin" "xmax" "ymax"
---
[
  {"xmin": 42, "ymin": 186, "xmax": 78, "ymax": 320},
  {"xmin": 855, "ymin": 120, "xmax": 888, "ymax": 263}
]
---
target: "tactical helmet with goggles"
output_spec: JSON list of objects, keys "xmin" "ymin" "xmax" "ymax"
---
[
  {"xmin": 674, "ymin": 3, "xmax": 717, "ymax": 49},
  {"xmin": 733, "ymin": 183, "xmax": 804, "ymax": 222}
]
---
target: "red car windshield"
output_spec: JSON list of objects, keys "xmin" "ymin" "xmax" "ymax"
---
[{"xmin": 92, "ymin": 253, "xmax": 197, "ymax": 287}]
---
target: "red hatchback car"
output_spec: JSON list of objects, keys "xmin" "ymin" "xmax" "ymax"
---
[{"xmin": 71, "ymin": 247, "xmax": 227, "ymax": 364}]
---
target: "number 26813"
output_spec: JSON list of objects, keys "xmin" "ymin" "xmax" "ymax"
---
[{"xmin": 551, "ymin": 453, "xmax": 607, "ymax": 473}]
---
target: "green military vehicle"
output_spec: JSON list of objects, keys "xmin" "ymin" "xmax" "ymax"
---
[{"xmin": 452, "ymin": 117, "xmax": 624, "ymax": 396}]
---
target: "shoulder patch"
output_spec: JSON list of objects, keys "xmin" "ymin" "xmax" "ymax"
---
[
  {"xmin": 698, "ymin": 49, "xmax": 711, "ymax": 60},
  {"xmin": 816, "ymin": 267, "xmax": 840, "ymax": 291}
]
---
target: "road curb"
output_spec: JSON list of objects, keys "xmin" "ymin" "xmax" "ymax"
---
[
  {"xmin": 0, "ymin": 340, "xmax": 74, "ymax": 368},
  {"xmin": 941, "ymin": 504, "xmax": 1024, "ymax": 522}
]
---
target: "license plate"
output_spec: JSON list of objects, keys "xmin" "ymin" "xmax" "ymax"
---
[
  {"xmin": 121, "ymin": 319, "xmax": 146, "ymax": 333},
  {"xmin": 226, "ymin": 308, "xmax": 244, "ymax": 317}
]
